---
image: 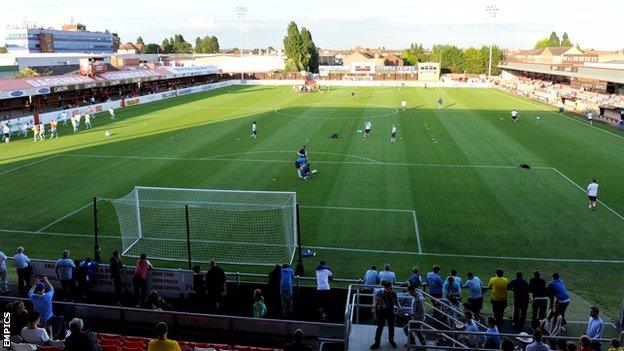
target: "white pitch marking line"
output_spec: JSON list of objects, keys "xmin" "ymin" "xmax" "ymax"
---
[
  {"xmin": 306, "ymin": 245, "xmax": 624, "ymax": 264},
  {"xmin": 412, "ymin": 211, "xmax": 422, "ymax": 254},
  {"xmin": 36, "ymin": 199, "xmax": 100, "ymax": 233},
  {"xmin": 552, "ymin": 168, "xmax": 624, "ymax": 222},
  {"xmin": 0, "ymin": 228, "xmax": 118, "ymax": 240},
  {"xmin": 491, "ymin": 89, "xmax": 624, "ymax": 142},
  {"xmin": 207, "ymin": 150, "xmax": 384, "ymax": 165},
  {"xmin": 65, "ymin": 153, "xmax": 540, "ymax": 170},
  {"xmin": 0, "ymin": 154, "xmax": 61, "ymax": 176}
]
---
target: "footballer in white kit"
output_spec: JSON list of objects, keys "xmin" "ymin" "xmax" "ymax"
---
[
  {"xmin": 586, "ymin": 111, "xmax": 593, "ymax": 125},
  {"xmin": 390, "ymin": 125, "xmax": 397, "ymax": 143},
  {"xmin": 251, "ymin": 121, "xmax": 257, "ymax": 139},
  {"xmin": 511, "ymin": 109, "xmax": 519, "ymax": 122},
  {"xmin": 364, "ymin": 121, "xmax": 372, "ymax": 137},
  {"xmin": 587, "ymin": 179, "xmax": 599, "ymax": 210},
  {"xmin": 109, "ymin": 107, "xmax": 116, "ymax": 120},
  {"xmin": 401, "ymin": 100, "xmax": 407, "ymax": 111}
]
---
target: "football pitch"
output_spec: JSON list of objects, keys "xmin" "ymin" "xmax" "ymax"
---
[{"xmin": 1, "ymin": 85, "xmax": 624, "ymax": 318}]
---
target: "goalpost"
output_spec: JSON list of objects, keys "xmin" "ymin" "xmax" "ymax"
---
[{"xmin": 109, "ymin": 186, "xmax": 299, "ymax": 267}]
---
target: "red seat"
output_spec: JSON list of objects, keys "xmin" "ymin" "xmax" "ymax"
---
[
  {"xmin": 253, "ymin": 348, "xmax": 277, "ymax": 351},
  {"xmin": 124, "ymin": 347, "xmax": 145, "ymax": 351},
  {"xmin": 101, "ymin": 345, "xmax": 122, "ymax": 351},
  {"xmin": 209, "ymin": 343, "xmax": 230, "ymax": 349},
  {"xmin": 100, "ymin": 338, "xmax": 124, "ymax": 346},
  {"xmin": 125, "ymin": 340, "xmax": 147, "ymax": 347},
  {"xmin": 233, "ymin": 346, "xmax": 253, "ymax": 351}
]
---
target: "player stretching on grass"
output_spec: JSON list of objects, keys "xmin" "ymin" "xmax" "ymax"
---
[
  {"xmin": 251, "ymin": 121, "xmax": 257, "ymax": 139},
  {"xmin": 587, "ymin": 179, "xmax": 599, "ymax": 211},
  {"xmin": 401, "ymin": 100, "xmax": 407, "ymax": 111},
  {"xmin": 511, "ymin": 109, "xmax": 519, "ymax": 123},
  {"xmin": 390, "ymin": 125, "xmax": 397, "ymax": 143}
]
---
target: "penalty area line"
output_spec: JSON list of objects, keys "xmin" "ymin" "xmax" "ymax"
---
[
  {"xmin": 0, "ymin": 228, "xmax": 118, "ymax": 240},
  {"xmin": 36, "ymin": 198, "xmax": 101, "ymax": 233},
  {"xmin": 0, "ymin": 154, "xmax": 61, "ymax": 177},
  {"xmin": 305, "ymin": 246, "xmax": 624, "ymax": 264}
]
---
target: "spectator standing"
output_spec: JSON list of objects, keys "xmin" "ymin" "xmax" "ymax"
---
[
  {"xmin": 283, "ymin": 329, "xmax": 313, "ymax": 351},
  {"xmin": 508, "ymin": 271, "xmax": 530, "ymax": 331},
  {"xmin": 205, "ymin": 260, "xmax": 226, "ymax": 311},
  {"xmin": 464, "ymin": 272, "xmax": 484, "ymax": 320},
  {"xmin": 487, "ymin": 268, "xmax": 509, "ymax": 330},
  {"xmin": 526, "ymin": 329, "xmax": 551, "ymax": 351},
  {"xmin": 363, "ymin": 265, "xmax": 380, "ymax": 286},
  {"xmin": 28, "ymin": 277, "xmax": 66, "ymax": 340},
  {"xmin": 147, "ymin": 322, "xmax": 181, "ymax": 351},
  {"xmin": 0, "ymin": 249, "xmax": 9, "ymax": 294},
  {"xmin": 407, "ymin": 266, "xmax": 421, "ymax": 288},
  {"xmin": 147, "ymin": 290, "xmax": 172, "ymax": 311},
  {"xmin": 267, "ymin": 264, "xmax": 282, "ymax": 317},
  {"xmin": 530, "ymin": 270, "xmax": 548, "ymax": 329},
  {"xmin": 109, "ymin": 251, "xmax": 123, "ymax": 305},
  {"xmin": 378, "ymin": 263, "xmax": 396, "ymax": 285},
  {"xmin": 253, "ymin": 289, "xmax": 267, "ymax": 318},
  {"xmin": 133, "ymin": 253, "xmax": 153, "ymax": 306},
  {"xmin": 64, "ymin": 318, "xmax": 101, "ymax": 351},
  {"xmin": 426, "ymin": 265, "xmax": 443, "ymax": 299},
  {"xmin": 547, "ymin": 273, "xmax": 570, "ymax": 324},
  {"xmin": 403, "ymin": 285, "xmax": 426, "ymax": 347},
  {"xmin": 483, "ymin": 316, "xmax": 501, "ymax": 349},
  {"xmin": 192, "ymin": 265, "xmax": 205, "ymax": 299},
  {"xmin": 448, "ymin": 269, "xmax": 462, "ymax": 299},
  {"xmin": 54, "ymin": 250, "xmax": 76, "ymax": 301},
  {"xmin": 586, "ymin": 307, "xmax": 603, "ymax": 340},
  {"xmin": 14, "ymin": 246, "xmax": 32, "ymax": 296},
  {"xmin": 73, "ymin": 259, "xmax": 88, "ymax": 301},
  {"xmin": 442, "ymin": 276, "xmax": 461, "ymax": 300},
  {"xmin": 370, "ymin": 281, "xmax": 400, "ymax": 350},
  {"xmin": 280, "ymin": 263, "xmax": 295, "ymax": 317},
  {"xmin": 315, "ymin": 260, "xmax": 332, "ymax": 321}
]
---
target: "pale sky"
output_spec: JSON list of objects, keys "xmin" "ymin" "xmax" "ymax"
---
[{"xmin": 1, "ymin": 0, "xmax": 622, "ymax": 51}]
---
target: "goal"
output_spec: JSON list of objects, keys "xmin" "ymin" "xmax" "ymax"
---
[{"xmin": 110, "ymin": 186, "xmax": 298, "ymax": 266}]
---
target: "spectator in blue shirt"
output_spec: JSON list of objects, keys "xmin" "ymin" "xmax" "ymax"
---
[
  {"xmin": 407, "ymin": 266, "xmax": 421, "ymax": 288},
  {"xmin": 378, "ymin": 263, "xmax": 396, "ymax": 285},
  {"xmin": 586, "ymin": 307, "xmax": 603, "ymax": 340},
  {"xmin": 483, "ymin": 316, "xmax": 501, "ymax": 349},
  {"xmin": 28, "ymin": 276, "xmax": 66, "ymax": 340},
  {"xmin": 363, "ymin": 265, "xmax": 380, "ymax": 286},
  {"xmin": 280, "ymin": 264, "xmax": 295, "ymax": 317},
  {"xmin": 464, "ymin": 272, "xmax": 483, "ymax": 320},
  {"xmin": 442, "ymin": 276, "xmax": 461, "ymax": 300},
  {"xmin": 448, "ymin": 269, "xmax": 462, "ymax": 297},
  {"xmin": 14, "ymin": 246, "xmax": 32, "ymax": 296},
  {"xmin": 547, "ymin": 273, "xmax": 570, "ymax": 324},
  {"xmin": 426, "ymin": 265, "xmax": 443, "ymax": 299},
  {"xmin": 54, "ymin": 250, "xmax": 76, "ymax": 301}
]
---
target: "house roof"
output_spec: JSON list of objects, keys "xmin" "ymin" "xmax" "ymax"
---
[
  {"xmin": 118, "ymin": 43, "xmax": 144, "ymax": 52},
  {"xmin": 514, "ymin": 49, "xmax": 543, "ymax": 56},
  {"xmin": 544, "ymin": 47, "xmax": 576, "ymax": 55}
]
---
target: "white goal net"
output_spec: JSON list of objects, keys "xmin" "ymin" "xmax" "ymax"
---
[{"xmin": 110, "ymin": 186, "xmax": 298, "ymax": 266}]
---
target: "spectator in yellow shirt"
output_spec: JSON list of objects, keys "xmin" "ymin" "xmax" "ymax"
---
[
  {"xmin": 487, "ymin": 268, "xmax": 508, "ymax": 329},
  {"xmin": 148, "ymin": 322, "xmax": 181, "ymax": 351}
]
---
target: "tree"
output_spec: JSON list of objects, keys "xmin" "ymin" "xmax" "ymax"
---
[
  {"xmin": 300, "ymin": 27, "xmax": 319, "ymax": 73},
  {"xmin": 462, "ymin": 47, "xmax": 483, "ymax": 74},
  {"xmin": 137, "ymin": 36, "xmax": 144, "ymax": 45},
  {"xmin": 144, "ymin": 43, "xmax": 160, "ymax": 54},
  {"xmin": 283, "ymin": 21, "xmax": 304, "ymax": 72},
  {"xmin": 161, "ymin": 38, "xmax": 174, "ymax": 54},
  {"xmin": 479, "ymin": 45, "xmax": 504, "ymax": 75},
  {"xmin": 548, "ymin": 31, "xmax": 561, "ymax": 46},
  {"xmin": 14, "ymin": 67, "xmax": 50, "ymax": 78},
  {"xmin": 194, "ymin": 35, "xmax": 220, "ymax": 54},
  {"xmin": 0, "ymin": 45, "xmax": 7, "ymax": 54},
  {"xmin": 431, "ymin": 45, "xmax": 464, "ymax": 73},
  {"xmin": 172, "ymin": 34, "xmax": 192, "ymax": 54},
  {"xmin": 561, "ymin": 32, "xmax": 573, "ymax": 47},
  {"xmin": 534, "ymin": 38, "xmax": 550, "ymax": 49},
  {"xmin": 401, "ymin": 43, "xmax": 430, "ymax": 65}
]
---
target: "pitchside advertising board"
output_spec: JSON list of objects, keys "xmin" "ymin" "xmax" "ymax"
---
[
  {"xmin": 319, "ymin": 65, "xmax": 417, "ymax": 76},
  {"xmin": 30, "ymin": 259, "xmax": 195, "ymax": 298}
]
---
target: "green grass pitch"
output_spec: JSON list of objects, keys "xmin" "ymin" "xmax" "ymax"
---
[{"xmin": 1, "ymin": 85, "xmax": 624, "ymax": 321}]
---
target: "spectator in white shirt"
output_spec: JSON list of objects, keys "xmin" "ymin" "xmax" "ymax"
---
[
  {"xmin": 20, "ymin": 310, "xmax": 63, "ymax": 347},
  {"xmin": 0, "ymin": 250, "xmax": 8, "ymax": 293},
  {"xmin": 315, "ymin": 260, "xmax": 332, "ymax": 321}
]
